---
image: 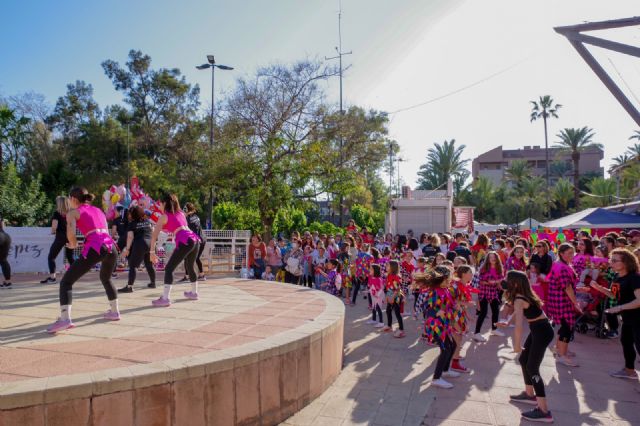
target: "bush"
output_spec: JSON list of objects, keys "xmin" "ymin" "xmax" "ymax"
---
[
  {"xmin": 350, "ymin": 204, "xmax": 385, "ymax": 232},
  {"xmin": 304, "ymin": 221, "xmax": 343, "ymax": 236},
  {"xmin": 273, "ymin": 206, "xmax": 307, "ymax": 236},
  {"xmin": 212, "ymin": 201, "xmax": 261, "ymax": 232}
]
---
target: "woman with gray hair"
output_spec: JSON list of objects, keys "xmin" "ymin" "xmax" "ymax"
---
[{"xmin": 41, "ymin": 196, "xmax": 75, "ymax": 284}]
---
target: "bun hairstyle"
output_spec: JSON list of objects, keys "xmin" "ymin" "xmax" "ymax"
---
[
  {"xmin": 161, "ymin": 193, "xmax": 180, "ymax": 214},
  {"xmin": 69, "ymin": 187, "xmax": 95, "ymax": 203}
]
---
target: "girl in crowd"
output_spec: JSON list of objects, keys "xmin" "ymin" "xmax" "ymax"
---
[
  {"xmin": 506, "ymin": 245, "xmax": 527, "ymax": 272},
  {"xmin": 0, "ymin": 216, "xmax": 11, "ymax": 289},
  {"xmin": 408, "ymin": 238, "xmax": 422, "ymax": 262},
  {"xmin": 422, "ymin": 233, "xmax": 441, "ymax": 258},
  {"xmin": 416, "ymin": 268, "xmax": 457, "ymax": 389},
  {"xmin": 450, "ymin": 265, "xmax": 474, "ymax": 373},
  {"xmin": 149, "ymin": 193, "xmax": 201, "ymax": 306},
  {"xmin": 318, "ymin": 259, "xmax": 342, "ymax": 296},
  {"xmin": 301, "ymin": 245, "xmax": 313, "ymax": 287},
  {"xmin": 352, "ymin": 243, "xmax": 372, "ymax": 305},
  {"xmin": 247, "ymin": 234, "xmax": 267, "ymax": 279},
  {"xmin": 337, "ymin": 243, "xmax": 352, "ymax": 304},
  {"xmin": 41, "ymin": 196, "xmax": 75, "ymax": 284},
  {"xmin": 284, "ymin": 238, "xmax": 304, "ymax": 284},
  {"xmin": 546, "ymin": 243, "xmax": 582, "ymax": 367},
  {"xmin": 473, "ymin": 251, "xmax": 505, "ymax": 342},
  {"xmin": 431, "ymin": 252, "xmax": 446, "ymax": 268},
  {"xmin": 400, "ymin": 251, "xmax": 415, "ymax": 311},
  {"xmin": 497, "ymin": 270, "xmax": 555, "ymax": 423},
  {"xmin": 591, "ymin": 248, "xmax": 640, "ymax": 380},
  {"xmin": 366, "ymin": 263, "xmax": 385, "ymax": 328},
  {"xmin": 179, "ymin": 203, "xmax": 206, "ymax": 281},
  {"xmin": 47, "ymin": 187, "xmax": 119, "ymax": 333},
  {"xmin": 470, "ymin": 233, "xmax": 490, "ymax": 267},
  {"xmin": 118, "ymin": 206, "xmax": 156, "ymax": 292},
  {"xmin": 382, "ymin": 260, "xmax": 405, "ymax": 338},
  {"xmin": 266, "ymin": 238, "xmax": 282, "ymax": 277}
]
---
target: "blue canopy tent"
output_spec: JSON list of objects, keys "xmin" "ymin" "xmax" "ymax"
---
[{"xmin": 541, "ymin": 208, "xmax": 640, "ymax": 229}]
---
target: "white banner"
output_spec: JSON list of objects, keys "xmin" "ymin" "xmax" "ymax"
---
[{"xmin": 4, "ymin": 227, "xmax": 63, "ymax": 274}]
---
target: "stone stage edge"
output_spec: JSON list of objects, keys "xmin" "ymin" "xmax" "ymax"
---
[{"xmin": 0, "ymin": 275, "xmax": 345, "ymax": 426}]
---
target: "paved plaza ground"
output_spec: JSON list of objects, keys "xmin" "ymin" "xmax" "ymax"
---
[{"xmin": 283, "ymin": 294, "xmax": 640, "ymax": 426}]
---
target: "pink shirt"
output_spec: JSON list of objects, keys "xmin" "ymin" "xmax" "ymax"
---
[
  {"xmin": 77, "ymin": 204, "xmax": 114, "ymax": 257},
  {"xmin": 163, "ymin": 211, "xmax": 199, "ymax": 247}
]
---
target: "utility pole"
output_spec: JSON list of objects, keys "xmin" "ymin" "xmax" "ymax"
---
[{"xmin": 325, "ymin": 3, "xmax": 352, "ymax": 227}]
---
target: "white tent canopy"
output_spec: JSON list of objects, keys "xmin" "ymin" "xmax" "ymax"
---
[{"xmin": 518, "ymin": 218, "xmax": 540, "ymax": 230}]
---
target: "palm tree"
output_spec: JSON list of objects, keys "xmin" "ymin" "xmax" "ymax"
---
[
  {"xmin": 469, "ymin": 176, "xmax": 495, "ymax": 221},
  {"xmin": 622, "ymin": 163, "xmax": 640, "ymax": 195},
  {"xmin": 549, "ymin": 160, "xmax": 571, "ymax": 179},
  {"xmin": 552, "ymin": 178, "xmax": 574, "ymax": 216},
  {"xmin": 530, "ymin": 96, "xmax": 562, "ymax": 194},
  {"xmin": 504, "ymin": 159, "xmax": 532, "ymax": 189},
  {"xmin": 626, "ymin": 141, "xmax": 640, "ymax": 160},
  {"xmin": 582, "ymin": 177, "xmax": 616, "ymax": 208},
  {"xmin": 416, "ymin": 139, "xmax": 469, "ymax": 196},
  {"xmin": 554, "ymin": 127, "xmax": 602, "ymax": 209}
]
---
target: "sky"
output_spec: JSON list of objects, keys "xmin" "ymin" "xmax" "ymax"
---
[{"xmin": 1, "ymin": 0, "xmax": 639, "ymax": 187}]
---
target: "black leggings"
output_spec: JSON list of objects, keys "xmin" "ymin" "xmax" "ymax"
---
[
  {"xmin": 557, "ymin": 319, "xmax": 574, "ymax": 343},
  {"xmin": 434, "ymin": 335, "xmax": 457, "ymax": 379},
  {"xmin": 0, "ymin": 231, "xmax": 11, "ymax": 281},
  {"xmin": 60, "ymin": 245, "xmax": 118, "ymax": 305},
  {"xmin": 47, "ymin": 237, "xmax": 74, "ymax": 274},
  {"xmin": 128, "ymin": 241, "xmax": 156, "ymax": 286},
  {"xmin": 184, "ymin": 241, "xmax": 206, "ymax": 274},
  {"xmin": 621, "ymin": 321, "xmax": 640, "ymax": 370},
  {"xmin": 519, "ymin": 319, "xmax": 554, "ymax": 397},
  {"xmin": 351, "ymin": 277, "xmax": 365, "ymax": 304},
  {"xmin": 386, "ymin": 302, "xmax": 404, "ymax": 330},
  {"xmin": 372, "ymin": 304, "xmax": 383, "ymax": 322},
  {"xmin": 475, "ymin": 298, "xmax": 500, "ymax": 333},
  {"xmin": 164, "ymin": 239, "xmax": 199, "ymax": 284}
]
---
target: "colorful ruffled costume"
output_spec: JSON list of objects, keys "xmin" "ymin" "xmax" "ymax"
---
[{"xmin": 417, "ymin": 286, "xmax": 455, "ymax": 348}]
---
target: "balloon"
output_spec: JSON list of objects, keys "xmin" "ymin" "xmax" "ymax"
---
[
  {"xmin": 111, "ymin": 194, "xmax": 120, "ymax": 205},
  {"xmin": 580, "ymin": 228, "xmax": 592, "ymax": 235},
  {"xmin": 102, "ymin": 190, "xmax": 111, "ymax": 212},
  {"xmin": 530, "ymin": 232, "xmax": 538, "ymax": 243}
]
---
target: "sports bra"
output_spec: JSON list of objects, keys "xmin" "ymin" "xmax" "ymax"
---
[{"xmin": 515, "ymin": 296, "xmax": 544, "ymax": 320}]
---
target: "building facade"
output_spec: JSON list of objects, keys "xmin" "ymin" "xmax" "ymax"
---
[
  {"xmin": 386, "ymin": 182, "xmax": 453, "ymax": 235},
  {"xmin": 471, "ymin": 145, "xmax": 604, "ymax": 186}
]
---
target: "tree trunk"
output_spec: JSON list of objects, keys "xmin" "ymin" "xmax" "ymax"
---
[{"xmin": 573, "ymin": 151, "xmax": 580, "ymax": 209}]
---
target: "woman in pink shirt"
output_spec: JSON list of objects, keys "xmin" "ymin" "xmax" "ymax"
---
[
  {"xmin": 266, "ymin": 238, "xmax": 282, "ymax": 275},
  {"xmin": 149, "ymin": 193, "xmax": 201, "ymax": 307},
  {"xmin": 47, "ymin": 187, "xmax": 119, "ymax": 334}
]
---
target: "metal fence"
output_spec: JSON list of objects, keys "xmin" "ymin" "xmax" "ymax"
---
[{"xmin": 69, "ymin": 230, "xmax": 251, "ymax": 275}]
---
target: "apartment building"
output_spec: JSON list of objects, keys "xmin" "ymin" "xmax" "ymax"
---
[{"xmin": 471, "ymin": 145, "xmax": 604, "ymax": 186}]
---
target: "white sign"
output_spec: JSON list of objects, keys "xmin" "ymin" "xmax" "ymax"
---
[{"xmin": 4, "ymin": 227, "xmax": 63, "ymax": 274}]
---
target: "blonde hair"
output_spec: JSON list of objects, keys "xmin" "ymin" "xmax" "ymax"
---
[
  {"xmin": 430, "ymin": 233, "xmax": 441, "ymax": 247},
  {"xmin": 56, "ymin": 196, "xmax": 70, "ymax": 215}
]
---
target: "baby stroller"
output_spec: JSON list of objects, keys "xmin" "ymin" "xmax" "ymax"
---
[{"xmin": 574, "ymin": 275, "xmax": 611, "ymax": 339}]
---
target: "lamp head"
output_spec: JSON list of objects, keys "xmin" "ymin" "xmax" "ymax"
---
[
  {"xmin": 207, "ymin": 55, "xmax": 215, "ymax": 64},
  {"xmin": 216, "ymin": 64, "xmax": 234, "ymax": 70},
  {"xmin": 196, "ymin": 64, "xmax": 210, "ymax": 70}
]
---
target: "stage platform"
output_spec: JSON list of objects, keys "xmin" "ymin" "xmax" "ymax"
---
[{"xmin": 0, "ymin": 275, "xmax": 345, "ymax": 425}]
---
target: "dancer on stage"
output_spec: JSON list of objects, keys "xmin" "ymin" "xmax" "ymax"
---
[
  {"xmin": 118, "ymin": 206, "xmax": 156, "ymax": 292},
  {"xmin": 41, "ymin": 196, "xmax": 75, "ymax": 284},
  {"xmin": 498, "ymin": 270, "xmax": 555, "ymax": 423},
  {"xmin": 47, "ymin": 187, "xmax": 120, "ymax": 333},
  {"xmin": 149, "ymin": 193, "xmax": 200, "ymax": 306},
  {"xmin": 0, "ymin": 216, "xmax": 11, "ymax": 288}
]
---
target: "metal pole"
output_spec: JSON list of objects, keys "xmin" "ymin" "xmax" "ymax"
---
[
  {"xmin": 207, "ymin": 66, "xmax": 216, "ymax": 229},
  {"xmin": 126, "ymin": 123, "xmax": 130, "ymax": 191},
  {"xmin": 396, "ymin": 158, "xmax": 401, "ymax": 197},
  {"xmin": 389, "ymin": 145, "xmax": 393, "ymax": 197},
  {"xmin": 338, "ymin": 11, "xmax": 344, "ymax": 227}
]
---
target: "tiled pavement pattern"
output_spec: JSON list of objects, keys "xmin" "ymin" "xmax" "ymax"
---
[
  {"xmin": 283, "ymin": 297, "xmax": 640, "ymax": 426},
  {"xmin": 0, "ymin": 274, "xmax": 325, "ymax": 382}
]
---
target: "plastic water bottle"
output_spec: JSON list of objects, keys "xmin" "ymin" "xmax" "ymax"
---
[{"xmin": 240, "ymin": 268, "xmax": 248, "ymax": 279}]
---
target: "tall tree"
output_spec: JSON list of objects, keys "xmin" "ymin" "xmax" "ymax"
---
[
  {"xmin": 581, "ymin": 177, "xmax": 616, "ymax": 208},
  {"xmin": 554, "ymin": 126, "xmax": 602, "ymax": 209},
  {"xmin": 0, "ymin": 106, "xmax": 31, "ymax": 170},
  {"xmin": 48, "ymin": 80, "xmax": 100, "ymax": 138},
  {"xmin": 221, "ymin": 60, "xmax": 337, "ymax": 238},
  {"xmin": 530, "ymin": 95, "xmax": 561, "ymax": 214},
  {"xmin": 416, "ymin": 139, "xmax": 469, "ymax": 198}
]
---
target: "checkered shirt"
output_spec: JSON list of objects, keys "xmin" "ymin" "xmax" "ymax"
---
[
  {"xmin": 546, "ymin": 261, "xmax": 578, "ymax": 327},
  {"xmin": 477, "ymin": 268, "xmax": 504, "ymax": 301}
]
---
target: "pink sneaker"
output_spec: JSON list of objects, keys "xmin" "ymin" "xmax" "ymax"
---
[
  {"xmin": 183, "ymin": 291, "xmax": 199, "ymax": 300},
  {"xmin": 47, "ymin": 318, "xmax": 75, "ymax": 334},
  {"xmin": 152, "ymin": 297, "xmax": 171, "ymax": 307},
  {"xmin": 103, "ymin": 310, "xmax": 121, "ymax": 321}
]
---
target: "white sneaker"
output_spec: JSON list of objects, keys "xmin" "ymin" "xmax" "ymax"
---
[
  {"xmin": 365, "ymin": 319, "xmax": 376, "ymax": 325},
  {"xmin": 374, "ymin": 322, "xmax": 385, "ymax": 328},
  {"xmin": 432, "ymin": 378, "xmax": 453, "ymax": 389},
  {"xmin": 473, "ymin": 333, "xmax": 487, "ymax": 342},
  {"xmin": 443, "ymin": 371, "xmax": 461, "ymax": 378},
  {"xmin": 491, "ymin": 329, "xmax": 506, "ymax": 337},
  {"xmin": 557, "ymin": 356, "xmax": 579, "ymax": 367}
]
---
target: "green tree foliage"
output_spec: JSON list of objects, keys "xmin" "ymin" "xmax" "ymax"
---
[
  {"xmin": 581, "ymin": 177, "xmax": 617, "ymax": 208},
  {"xmin": 212, "ymin": 202, "xmax": 261, "ymax": 232},
  {"xmin": 554, "ymin": 127, "xmax": 602, "ymax": 209},
  {"xmin": 416, "ymin": 139, "xmax": 469, "ymax": 199},
  {"xmin": 552, "ymin": 178, "xmax": 574, "ymax": 216},
  {"xmin": 350, "ymin": 204, "xmax": 384, "ymax": 231},
  {"xmin": 0, "ymin": 105, "xmax": 31, "ymax": 170},
  {"xmin": 504, "ymin": 159, "xmax": 531, "ymax": 189},
  {"xmin": 273, "ymin": 207, "xmax": 308, "ymax": 237},
  {"xmin": 0, "ymin": 163, "xmax": 49, "ymax": 225}
]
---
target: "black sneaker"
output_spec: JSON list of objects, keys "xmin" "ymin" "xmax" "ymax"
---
[
  {"xmin": 117, "ymin": 286, "xmax": 133, "ymax": 293},
  {"xmin": 40, "ymin": 277, "xmax": 56, "ymax": 284},
  {"xmin": 607, "ymin": 330, "xmax": 619, "ymax": 339},
  {"xmin": 521, "ymin": 407, "xmax": 553, "ymax": 423},
  {"xmin": 510, "ymin": 391, "xmax": 537, "ymax": 405},
  {"xmin": 147, "ymin": 282, "xmax": 157, "ymax": 289},
  {"xmin": 2, "ymin": 282, "xmax": 12, "ymax": 289},
  {"xmin": 177, "ymin": 277, "xmax": 189, "ymax": 283}
]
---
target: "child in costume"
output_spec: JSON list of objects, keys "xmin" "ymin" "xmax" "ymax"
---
[
  {"xmin": 381, "ymin": 260, "xmax": 405, "ymax": 337},
  {"xmin": 366, "ymin": 263, "xmax": 385, "ymax": 328}
]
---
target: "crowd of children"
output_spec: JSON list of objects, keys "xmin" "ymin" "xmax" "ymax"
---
[{"xmin": 243, "ymin": 224, "xmax": 640, "ymax": 423}]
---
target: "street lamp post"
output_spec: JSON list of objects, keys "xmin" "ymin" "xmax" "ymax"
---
[{"xmin": 196, "ymin": 55, "xmax": 234, "ymax": 228}]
